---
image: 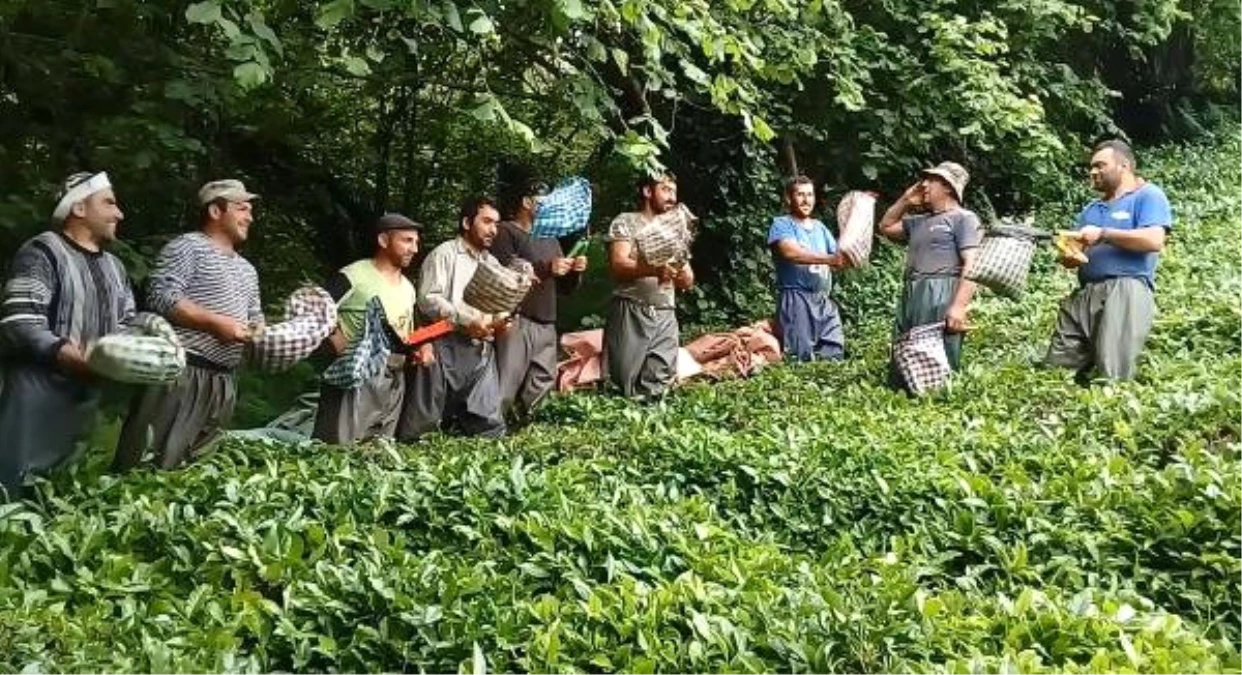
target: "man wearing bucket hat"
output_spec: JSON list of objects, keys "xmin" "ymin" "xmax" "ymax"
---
[
  {"xmin": 114, "ymin": 179, "xmax": 264, "ymax": 471},
  {"xmin": 1043, "ymin": 139, "xmax": 1172, "ymax": 381},
  {"xmin": 313, "ymin": 213, "xmax": 428, "ymax": 444},
  {"xmin": 0, "ymin": 171, "xmax": 138, "ymax": 494},
  {"xmin": 878, "ymin": 161, "xmax": 983, "ymax": 390}
]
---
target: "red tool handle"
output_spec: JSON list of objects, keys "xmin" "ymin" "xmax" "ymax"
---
[{"xmin": 405, "ymin": 319, "xmax": 454, "ymax": 346}]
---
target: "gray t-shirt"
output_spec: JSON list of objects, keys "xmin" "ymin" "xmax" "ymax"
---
[
  {"xmin": 902, "ymin": 208, "xmax": 983, "ymax": 279},
  {"xmin": 605, "ymin": 212, "xmax": 676, "ymax": 308}
]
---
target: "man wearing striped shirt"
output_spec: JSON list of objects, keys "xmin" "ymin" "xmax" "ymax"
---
[
  {"xmin": 114, "ymin": 179, "xmax": 263, "ymax": 471},
  {"xmin": 0, "ymin": 171, "xmax": 135, "ymax": 495}
]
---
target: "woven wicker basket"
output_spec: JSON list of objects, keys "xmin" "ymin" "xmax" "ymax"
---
[
  {"xmin": 634, "ymin": 205, "xmax": 695, "ymax": 267},
  {"xmin": 464, "ymin": 259, "xmax": 534, "ymax": 314}
]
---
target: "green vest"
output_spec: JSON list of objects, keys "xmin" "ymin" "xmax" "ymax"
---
[{"xmin": 337, "ymin": 259, "xmax": 417, "ymax": 342}]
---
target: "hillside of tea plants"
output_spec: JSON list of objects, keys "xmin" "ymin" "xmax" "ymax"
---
[{"xmin": 0, "ymin": 132, "xmax": 1238, "ymax": 673}]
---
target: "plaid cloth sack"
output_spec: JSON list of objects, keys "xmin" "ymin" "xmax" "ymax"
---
[
  {"xmin": 894, "ymin": 322, "xmax": 952, "ymax": 396},
  {"xmin": 963, "ymin": 218, "xmax": 1047, "ymax": 300},
  {"xmin": 836, "ymin": 190, "xmax": 877, "ymax": 268},
  {"xmin": 322, "ymin": 296, "xmax": 391, "ymax": 389},
  {"xmin": 531, "ymin": 177, "xmax": 593, "ymax": 239},
  {"xmin": 249, "ymin": 285, "xmax": 338, "ymax": 372},
  {"xmin": 464, "ymin": 258, "xmax": 534, "ymax": 315},
  {"xmin": 86, "ymin": 312, "xmax": 185, "ymax": 385},
  {"xmin": 634, "ymin": 204, "xmax": 696, "ymax": 267}
]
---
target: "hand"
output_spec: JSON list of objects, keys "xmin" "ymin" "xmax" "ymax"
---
[
  {"xmin": 409, "ymin": 342, "xmax": 436, "ymax": 366},
  {"xmin": 945, "ymin": 303, "xmax": 971, "ymax": 333},
  {"xmin": 211, "ymin": 316, "xmax": 252, "ymax": 344},
  {"xmin": 827, "ymin": 252, "xmax": 848, "ymax": 270},
  {"xmin": 491, "ymin": 313, "xmax": 515, "ymax": 337},
  {"xmin": 673, "ymin": 264, "xmax": 694, "ymax": 290},
  {"xmin": 550, "ymin": 258, "xmax": 574, "ymax": 277},
  {"xmin": 656, "ymin": 265, "xmax": 676, "ymax": 284},
  {"xmin": 56, "ymin": 341, "xmax": 94, "ymax": 381},
  {"xmin": 1077, "ymin": 226, "xmax": 1105, "ymax": 246},
  {"xmin": 900, "ymin": 181, "xmax": 925, "ymax": 208},
  {"xmin": 463, "ymin": 316, "xmax": 494, "ymax": 340},
  {"xmin": 572, "ymin": 256, "xmax": 588, "ymax": 272}
]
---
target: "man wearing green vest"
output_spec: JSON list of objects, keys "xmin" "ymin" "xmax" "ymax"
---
[{"xmin": 313, "ymin": 213, "xmax": 429, "ymax": 444}]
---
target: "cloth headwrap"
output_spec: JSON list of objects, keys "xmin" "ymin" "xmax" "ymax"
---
[{"xmin": 51, "ymin": 172, "xmax": 111, "ymax": 223}]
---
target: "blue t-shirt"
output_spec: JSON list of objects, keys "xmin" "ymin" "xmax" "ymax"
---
[
  {"xmin": 1077, "ymin": 183, "xmax": 1173, "ymax": 287},
  {"xmin": 767, "ymin": 215, "xmax": 837, "ymax": 292}
]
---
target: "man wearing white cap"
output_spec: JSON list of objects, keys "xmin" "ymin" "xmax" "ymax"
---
[
  {"xmin": 0, "ymin": 171, "xmax": 136, "ymax": 494},
  {"xmin": 878, "ymin": 161, "xmax": 983, "ymax": 390},
  {"xmin": 114, "ymin": 179, "xmax": 263, "ymax": 471}
]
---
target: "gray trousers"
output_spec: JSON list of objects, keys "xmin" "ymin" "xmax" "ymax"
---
[
  {"xmin": 313, "ymin": 364, "xmax": 406, "ymax": 445},
  {"xmin": 778, "ymin": 288, "xmax": 845, "ymax": 362},
  {"xmin": 495, "ymin": 316, "xmax": 558, "ymax": 418},
  {"xmin": 0, "ymin": 364, "xmax": 98, "ymax": 495},
  {"xmin": 601, "ymin": 296, "xmax": 679, "ymax": 398},
  {"xmin": 1045, "ymin": 277, "xmax": 1155, "ymax": 381},
  {"xmin": 113, "ymin": 363, "xmax": 237, "ymax": 471},
  {"xmin": 889, "ymin": 276, "xmax": 963, "ymax": 390},
  {"xmin": 396, "ymin": 333, "xmax": 505, "ymax": 441}
]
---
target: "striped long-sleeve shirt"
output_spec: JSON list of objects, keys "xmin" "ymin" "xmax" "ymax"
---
[
  {"xmin": 146, "ymin": 232, "xmax": 262, "ymax": 369},
  {"xmin": 0, "ymin": 231, "xmax": 136, "ymax": 363}
]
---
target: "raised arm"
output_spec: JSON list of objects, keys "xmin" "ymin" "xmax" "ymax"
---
[{"xmin": 879, "ymin": 183, "xmax": 925, "ymax": 242}]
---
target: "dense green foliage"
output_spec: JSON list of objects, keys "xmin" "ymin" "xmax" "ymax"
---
[
  {"xmin": 2, "ymin": 0, "xmax": 1239, "ymax": 324},
  {"xmin": 1, "ymin": 129, "xmax": 1237, "ymax": 673}
]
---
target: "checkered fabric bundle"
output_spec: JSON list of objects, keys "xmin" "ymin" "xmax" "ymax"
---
[
  {"xmin": 963, "ymin": 220, "xmax": 1046, "ymax": 300},
  {"xmin": 635, "ymin": 204, "xmax": 696, "ymax": 268},
  {"xmin": 86, "ymin": 312, "xmax": 185, "ymax": 384},
  {"xmin": 836, "ymin": 190, "xmax": 876, "ymax": 268},
  {"xmin": 322, "ymin": 296, "xmax": 391, "ymax": 389},
  {"xmin": 893, "ymin": 322, "xmax": 952, "ymax": 396},
  {"xmin": 249, "ymin": 285, "xmax": 338, "ymax": 372},
  {"xmin": 464, "ymin": 258, "xmax": 534, "ymax": 315},
  {"xmin": 531, "ymin": 177, "xmax": 593, "ymax": 239}
]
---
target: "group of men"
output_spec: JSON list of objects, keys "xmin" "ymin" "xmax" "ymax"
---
[
  {"xmin": 767, "ymin": 138, "xmax": 1172, "ymax": 388},
  {"xmin": 0, "ymin": 172, "xmax": 685, "ymax": 493},
  {"xmin": 0, "ymin": 138, "xmax": 1171, "ymax": 494}
]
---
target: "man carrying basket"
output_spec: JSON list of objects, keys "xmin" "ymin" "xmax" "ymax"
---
[
  {"xmin": 397, "ymin": 197, "xmax": 511, "ymax": 440},
  {"xmin": 601, "ymin": 173, "xmax": 695, "ymax": 399}
]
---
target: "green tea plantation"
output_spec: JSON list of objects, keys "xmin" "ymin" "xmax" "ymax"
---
[{"xmin": 1, "ymin": 133, "xmax": 1238, "ymax": 673}]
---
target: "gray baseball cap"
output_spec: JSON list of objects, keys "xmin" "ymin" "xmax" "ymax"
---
[{"xmin": 198, "ymin": 179, "xmax": 258, "ymax": 205}]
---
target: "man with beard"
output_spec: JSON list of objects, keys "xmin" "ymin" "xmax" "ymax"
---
[
  {"xmin": 314, "ymin": 213, "xmax": 429, "ymax": 444},
  {"xmin": 601, "ymin": 172, "xmax": 695, "ymax": 398},
  {"xmin": 768, "ymin": 175, "xmax": 848, "ymax": 361},
  {"xmin": 397, "ymin": 197, "xmax": 508, "ymax": 440},
  {"xmin": 113, "ymin": 179, "xmax": 263, "ymax": 471},
  {"xmin": 878, "ymin": 161, "xmax": 982, "ymax": 391},
  {"xmin": 0, "ymin": 171, "xmax": 136, "ymax": 494},
  {"xmin": 1044, "ymin": 139, "xmax": 1172, "ymax": 381},
  {"xmin": 492, "ymin": 179, "xmax": 587, "ymax": 422}
]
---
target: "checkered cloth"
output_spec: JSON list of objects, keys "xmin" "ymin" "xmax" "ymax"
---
[
  {"xmin": 321, "ymin": 296, "xmax": 392, "ymax": 389},
  {"xmin": 531, "ymin": 177, "xmax": 593, "ymax": 239},
  {"xmin": 86, "ymin": 312, "xmax": 185, "ymax": 385},
  {"xmin": 963, "ymin": 221, "xmax": 1046, "ymax": 300},
  {"xmin": 464, "ymin": 258, "xmax": 534, "ymax": 315},
  {"xmin": 635, "ymin": 204, "xmax": 696, "ymax": 267},
  {"xmin": 249, "ymin": 285, "xmax": 338, "ymax": 372},
  {"xmin": 836, "ymin": 191, "xmax": 876, "ymax": 268},
  {"xmin": 894, "ymin": 322, "xmax": 952, "ymax": 395}
]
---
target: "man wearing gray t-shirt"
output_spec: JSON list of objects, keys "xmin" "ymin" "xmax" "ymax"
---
[
  {"xmin": 878, "ymin": 161, "xmax": 982, "ymax": 391},
  {"xmin": 601, "ymin": 173, "xmax": 695, "ymax": 398}
]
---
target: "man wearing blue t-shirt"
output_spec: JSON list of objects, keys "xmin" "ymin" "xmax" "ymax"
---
[
  {"xmin": 767, "ymin": 176, "xmax": 847, "ymax": 361},
  {"xmin": 1045, "ymin": 139, "xmax": 1173, "ymax": 381}
]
